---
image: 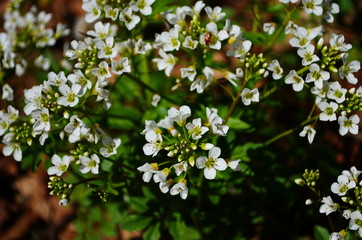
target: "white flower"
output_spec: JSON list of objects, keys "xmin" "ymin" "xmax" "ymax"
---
[
  {"xmin": 130, "ymin": 0, "xmax": 155, "ymax": 16},
  {"xmin": 327, "ymin": 82, "xmax": 347, "ymax": 103},
  {"xmin": 342, "ymin": 167, "xmax": 361, "ymax": 184},
  {"xmin": 47, "ymin": 154, "xmax": 72, "ymax": 176},
  {"xmin": 299, "ymin": 125, "xmax": 316, "ymax": 144},
  {"xmin": 205, "ymin": 6, "xmax": 226, "ymax": 22},
  {"xmin": 82, "ymin": 0, "xmax": 101, "ymax": 23},
  {"xmin": 170, "ymin": 179, "xmax": 188, "ymax": 199},
  {"xmin": 190, "ymin": 66, "xmax": 214, "ymax": 93},
  {"xmin": 338, "ymin": 114, "xmax": 359, "ymax": 136},
  {"xmin": 87, "ymin": 22, "xmax": 112, "ymax": 39},
  {"xmin": 24, "ymin": 85, "xmax": 43, "ymax": 115},
  {"xmin": 91, "ymin": 61, "xmax": 111, "ymax": 81},
  {"xmin": 329, "ymin": 232, "xmax": 344, "ymax": 240},
  {"xmin": 174, "ymin": 161, "xmax": 188, "ymax": 176},
  {"xmin": 241, "ymin": 88, "xmax": 259, "ymax": 105},
  {"xmin": 306, "ymin": 64, "xmax": 330, "ymax": 89},
  {"xmin": 31, "ymin": 107, "xmax": 51, "ymax": 132},
  {"xmin": 135, "ymin": 39, "xmax": 152, "ymax": 54},
  {"xmin": 330, "ymin": 33, "xmax": 351, "ymax": 52},
  {"xmin": 104, "ymin": 5, "xmax": 119, "ymax": 21},
  {"xmin": 263, "ymin": 23, "xmax": 275, "ymax": 35},
  {"xmin": 168, "ymin": 105, "xmax": 191, "ymax": 126},
  {"xmin": 96, "ymin": 36, "xmax": 117, "ymax": 59},
  {"xmin": 318, "ymin": 101, "xmax": 338, "ymax": 121},
  {"xmin": 151, "ymin": 94, "xmax": 161, "ymax": 107},
  {"xmin": 153, "ymin": 49, "xmax": 176, "ymax": 77},
  {"xmin": 227, "ymin": 38, "xmax": 252, "ymax": 59},
  {"xmin": 57, "ymin": 84, "xmax": 81, "ymax": 107},
  {"xmin": 182, "ymin": 36, "xmax": 198, "ymax": 50},
  {"xmin": 267, "ymin": 60, "xmax": 283, "ymax": 80},
  {"xmin": 137, "ymin": 162, "xmax": 158, "ymax": 182},
  {"xmin": 285, "ymin": 70, "xmax": 304, "ymax": 92},
  {"xmin": 199, "ymin": 22, "xmax": 229, "ymax": 50},
  {"xmin": 223, "ymin": 19, "xmax": 242, "ymax": 38},
  {"xmin": 289, "ymin": 26, "xmax": 322, "ymax": 48},
  {"xmin": 112, "ymin": 57, "xmax": 131, "ymax": 75},
  {"xmin": 100, "ymin": 137, "xmax": 121, "ymax": 158},
  {"xmin": 319, "ymin": 196, "xmax": 338, "ymax": 215},
  {"xmin": 79, "ymin": 154, "xmax": 100, "ymax": 174},
  {"xmin": 159, "ymin": 180, "xmax": 172, "ymax": 193},
  {"xmin": 196, "ymin": 147, "xmax": 227, "ymax": 180},
  {"xmin": 141, "ymin": 120, "xmax": 159, "ymax": 135},
  {"xmin": 186, "ymin": 118, "xmax": 209, "ymax": 140},
  {"xmin": 297, "ymin": 44, "xmax": 320, "ymax": 66},
  {"xmin": 157, "ymin": 117, "xmax": 179, "ymax": 136},
  {"xmin": 2, "ymin": 83, "xmax": 13, "ymax": 101},
  {"xmin": 302, "ymin": 0, "xmax": 323, "ymax": 16},
  {"xmin": 143, "ymin": 130, "xmax": 163, "ymax": 157},
  {"xmin": 67, "ymin": 70, "xmax": 92, "ymax": 96},
  {"xmin": 349, "ymin": 211, "xmax": 362, "ymax": 237},
  {"xmin": 206, "ymin": 107, "xmax": 229, "ymax": 136},
  {"xmin": 48, "ymin": 71, "xmax": 67, "ymax": 87},
  {"xmin": 159, "ymin": 28, "xmax": 180, "ymax": 52},
  {"xmin": 323, "ymin": 1, "xmax": 340, "ymax": 23},
  {"xmin": 2, "ymin": 140, "xmax": 22, "ymax": 161},
  {"xmin": 331, "ymin": 174, "xmax": 356, "ymax": 196},
  {"xmin": 343, "ymin": 209, "xmax": 352, "ymax": 219},
  {"xmin": 339, "ymin": 54, "xmax": 360, "ymax": 85},
  {"xmin": 181, "ymin": 67, "xmax": 197, "ymax": 81},
  {"xmin": 119, "ymin": 7, "xmax": 141, "ymax": 30}
]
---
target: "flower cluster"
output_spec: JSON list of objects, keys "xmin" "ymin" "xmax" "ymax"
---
[
  {"xmin": 151, "ymin": 1, "xmax": 253, "ymax": 94},
  {"xmin": 0, "ymin": 1, "xmax": 69, "ymax": 75},
  {"xmin": 82, "ymin": 0, "xmax": 155, "ymax": 30},
  {"xmin": 268, "ymin": 0, "xmax": 361, "ymax": 144},
  {"xmin": 138, "ymin": 105, "xmax": 239, "ymax": 199},
  {"xmin": 317, "ymin": 167, "xmax": 362, "ymax": 239}
]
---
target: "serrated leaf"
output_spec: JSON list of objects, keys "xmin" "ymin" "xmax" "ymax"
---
[
  {"xmin": 314, "ymin": 225, "xmax": 330, "ymax": 240},
  {"xmin": 143, "ymin": 222, "xmax": 161, "ymax": 240},
  {"xmin": 121, "ymin": 215, "xmax": 152, "ymax": 232}
]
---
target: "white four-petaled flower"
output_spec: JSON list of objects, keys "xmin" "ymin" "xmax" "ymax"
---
[{"xmin": 196, "ymin": 147, "xmax": 227, "ymax": 180}]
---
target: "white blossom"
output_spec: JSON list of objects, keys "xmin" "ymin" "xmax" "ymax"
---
[
  {"xmin": 79, "ymin": 154, "xmax": 100, "ymax": 174},
  {"xmin": 338, "ymin": 115, "xmax": 359, "ymax": 136},
  {"xmin": 196, "ymin": 147, "xmax": 227, "ymax": 180},
  {"xmin": 319, "ymin": 196, "xmax": 338, "ymax": 215},
  {"xmin": 47, "ymin": 154, "xmax": 72, "ymax": 176}
]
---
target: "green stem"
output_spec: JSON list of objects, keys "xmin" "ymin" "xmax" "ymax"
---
[
  {"xmin": 264, "ymin": 115, "xmax": 319, "ymax": 146},
  {"xmin": 265, "ymin": 5, "xmax": 299, "ymax": 50}
]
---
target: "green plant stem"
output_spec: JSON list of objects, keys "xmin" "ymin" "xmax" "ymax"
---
[
  {"xmin": 266, "ymin": 5, "xmax": 298, "ymax": 50},
  {"xmin": 224, "ymin": 87, "xmax": 243, "ymax": 123},
  {"xmin": 124, "ymin": 73, "xmax": 177, "ymax": 104},
  {"xmin": 264, "ymin": 115, "xmax": 319, "ymax": 146}
]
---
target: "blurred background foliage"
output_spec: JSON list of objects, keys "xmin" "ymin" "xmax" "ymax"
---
[{"xmin": 0, "ymin": 0, "xmax": 362, "ymax": 239}]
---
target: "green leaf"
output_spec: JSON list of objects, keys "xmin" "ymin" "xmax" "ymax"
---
[
  {"xmin": 120, "ymin": 215, "xmax": 152, "ymax": 232},
  {"xmin": 128, "ymin": 197, "xmax": 149, "ymax": 213},
  {"xmin": 314, "ymin": 225, "xmax": 330, "ymax": 240},
  {"xmin": 106, "ymin": 185, "xmax": 119, "ymax": 196},
  {"xmin": 231, "ymin": 142, "xmax": 263, "ymax": 161},
  {"xmin": 107, "ymin": 118, "xmax": 135, "ymax": 130},
  {"xmin": 227, "ymin": 118, "xmax": 251, "ymax": 131},
  {"xmin": 168, "ymin": 219, "xmax": 186, "ymax": 240},
  {"xmin": 143, "ymin": 222, "xmax": 161, "ymax": 240}
]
